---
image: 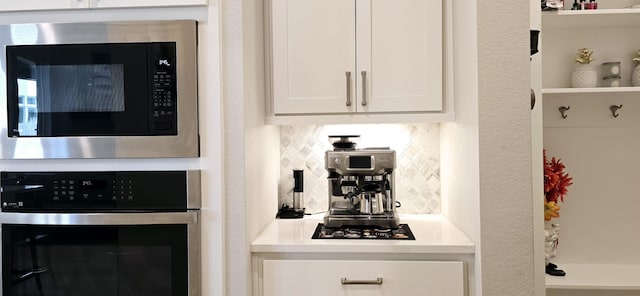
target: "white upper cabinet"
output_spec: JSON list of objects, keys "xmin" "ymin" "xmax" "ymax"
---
[
  {"xmin": 270, "ymin": 0, "xmax": 356, "ymax": 114},
  {"xmin": 268, "ymin": 0, "xmax": 443, "ymax": 116},
  {"xmin": 360, "ymin": 0, "xmax": 442, "ymax": 113},
  {"xmin": 0, "ymin": 0, "xmax": 205, "ymax": 11},
  {"xmin": 90, "ymin": 0, "xmax": 206, "ymax": 8},
  {"xmin": 0, "ymin": 0, "xmax": 89, "ymax": 11}
]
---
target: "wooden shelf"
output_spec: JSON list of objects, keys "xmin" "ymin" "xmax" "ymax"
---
[
  {"xmin": 542, "ymin": 9, "xmax": 640, "ymax": 29},
  {"xmin": 542, "ymin": 87, "xmax": 640, "ymax": 94},
  {"xmin": 546, "ymin": 263, "xmax": 640, "ymax": 290}
]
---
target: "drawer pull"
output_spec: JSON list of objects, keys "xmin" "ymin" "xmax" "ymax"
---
[{"xmin": 341, "ymin": 277, "xmax": 383, "ymax": 285}]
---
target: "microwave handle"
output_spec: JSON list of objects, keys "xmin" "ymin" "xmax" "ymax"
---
[{"xmin": 0, "ymin": 211, "xmax": 198, "ymax": 225}]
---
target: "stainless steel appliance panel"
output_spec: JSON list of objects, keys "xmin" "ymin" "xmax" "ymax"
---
[
  {"xmin": 0, "ymin": 20, "xmax": 199, "ymax": 159},
  {"xmin": 1, "ymin": 170, "xmax": 202, "ymax": 211},
  {"xmin": 0, "ymin": 170, "xmax": 201, "ymax": 296}
]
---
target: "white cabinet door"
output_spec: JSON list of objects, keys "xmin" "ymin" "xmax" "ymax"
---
[
  {"xmin": 89, "ymin": 0, "xmax": 206, "ymax": 8},
  {"xmin": 270, "ymin": 0, "xmax": 356, "ymax": 114},
  {"xmin": 270, "ymin": 0, "xmax": 443, "ymax": 115},
  {"xmin": 262, "ymin": 260, "xmax": 464, "ymax": 296},
  {"xmin": 358, "ymin": 0, "xmax": 443, "ymax": 112},
  {"xmin": 0, "ymin": 0, "xmax": 88, "ymax": 11}
]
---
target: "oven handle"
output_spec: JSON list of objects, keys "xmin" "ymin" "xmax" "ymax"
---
[{"xmin": 0, "ymin": 211, "xmax": 199, "ymax": 225}]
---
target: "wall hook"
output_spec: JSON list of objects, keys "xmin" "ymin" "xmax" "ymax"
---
[
  {"xmin": 610, "ymin": 104, "xmax": 623, "ymax": 118},
  {"xmin": 558, "ymin": 106, "xmax": 570, "ymax": 119}
]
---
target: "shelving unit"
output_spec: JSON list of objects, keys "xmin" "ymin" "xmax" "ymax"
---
[
  {"xmin": 542, "ymin": 5, "xmax": 640, "ymax": 294},
  {"xmin": 543, "ymin": 9, "xmax": 640, "ymax": 29},
  {"xmin": 542, "ymin": 86, "xmax": 640, "ymax": 94},
  {"xmin": 546, "ymin": 264, "xmax": 640, "ymax": 290}
]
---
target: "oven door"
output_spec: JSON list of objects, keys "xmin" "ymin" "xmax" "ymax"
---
[{"xmin": 0, "ymin": 211, "xmax": 200, "ymax": 296}]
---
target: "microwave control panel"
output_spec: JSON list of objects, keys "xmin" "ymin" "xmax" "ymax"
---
[{"xmin": 151, "ymin": 43, "xmax": 178, "ymax": 134}]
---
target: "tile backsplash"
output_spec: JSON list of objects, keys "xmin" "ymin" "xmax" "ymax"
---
[{"xmin": 279, "ymin": 123, "xmax": 440, "ymax": 214}]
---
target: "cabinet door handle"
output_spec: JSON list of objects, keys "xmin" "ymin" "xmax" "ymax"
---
[
  {"xmin": 346, "ymin": 71, "xmax": 352, "ymax": 106},
  {"xmin": 361, "ymin": 70, "xmax": 368, "ymax": 106},
  {"xmin": 341, "ymin": 277, "xmax": 383, "ymax": 285}
]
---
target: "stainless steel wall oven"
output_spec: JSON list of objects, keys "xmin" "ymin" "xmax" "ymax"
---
[
  {"xmin": 0, "ymin": 20, "xmax": 199, "ymax": 159},
  {"xmin": 0, "ymin": 170, "xmax": 201, "ymax": 296}
]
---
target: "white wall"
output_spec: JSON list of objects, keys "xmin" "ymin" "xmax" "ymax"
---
[
  {"xmin": 440, "ymin": 0, "xmax": 480, "ymax": 295},
  {"xmin": 221, "ymin": 0, "xmax": 536, "ymax": 295},
  {"xmin": 220, "ymin": 0, "xmax": 249, "ymax": 294},
  {"xmin": 198, "ymin": 4, "xmax": 225, "ymax": 296},
  {"xmin": 0, "ymin": 5, "xmax": 225, "ymax": 296},
  {"xmin": 544, "ymin": 126, "xmax": 640, "ymax": 265},
  {"xmin": 530, "ymin": 0, "xmax": 545, "ymax": 295},
  {"xmin": 242, "ymin": 0, "xmax": 280, "ymax": 250},
  {"xmin": 443, "ymin": 0, "xmax": 535, "ymax": 295},
  {"xmin": 279, "ymin": 124, "xmax": 441, "ymax": 215},
  {"xmin": 477, "ymin": 0, "xmax": 533, "ymax": 293},
  {"xmin": 220, "ymin": 0, "xmax": 280, "ymax": 295}
]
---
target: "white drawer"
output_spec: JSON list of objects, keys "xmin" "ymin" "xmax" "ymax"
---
[{"xmin": 262, "ymin": 260, "xmax": 464, "ymax": 296}]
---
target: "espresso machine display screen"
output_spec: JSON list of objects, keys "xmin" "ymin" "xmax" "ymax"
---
[{"xmin": 349, "ymin": 156, "xmax": 371, "ymax": 169}]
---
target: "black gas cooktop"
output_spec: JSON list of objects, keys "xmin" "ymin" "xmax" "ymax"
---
[{"xmin": 311, "ymin": 223, "xmax": 415, "ymax": 240}]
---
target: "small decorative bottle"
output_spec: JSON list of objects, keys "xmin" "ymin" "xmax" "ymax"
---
[{"xmin": 571, "ymin": 0, "xmax": 579, "ymax": 10}]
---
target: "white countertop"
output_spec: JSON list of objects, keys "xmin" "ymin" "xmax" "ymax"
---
[{"xmin": 251, "ymin": 214, "xmax": 474, "ymax": 254}]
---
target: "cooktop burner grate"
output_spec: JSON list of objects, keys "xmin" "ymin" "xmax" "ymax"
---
[{"xmin": 311, "ymin": 223, "xmax": 415, "ymax": 240}]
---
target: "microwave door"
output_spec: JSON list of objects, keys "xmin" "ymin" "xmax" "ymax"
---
[
  {"xmin": 0, "ymin": 20, "xmax": 198, "ymax": 159},
  {"xmin": 6, "ymin": 43, "xmax": 159, "ymax": 137}
]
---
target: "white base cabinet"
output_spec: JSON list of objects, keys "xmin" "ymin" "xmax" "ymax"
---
[{"xmin": 261, "ymin": 260, "xmax": 464, "ymax": 296}]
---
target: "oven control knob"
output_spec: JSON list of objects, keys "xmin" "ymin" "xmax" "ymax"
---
[{"xmin": 333, "ymin": 157, "xmax": 341, "ymax": 165}]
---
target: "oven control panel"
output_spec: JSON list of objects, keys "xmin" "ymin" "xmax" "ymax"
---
[{"xmin": 0, "ymin": 171, "xmax": 200, "ymax": 212}]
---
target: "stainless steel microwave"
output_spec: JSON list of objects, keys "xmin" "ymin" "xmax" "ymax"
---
[{"xmin": 0, "ymin": 20, "xmax": 199, "ymax": 159}]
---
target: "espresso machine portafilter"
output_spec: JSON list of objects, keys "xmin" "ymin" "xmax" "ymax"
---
[{"xmin": 323, "ymin": 136, "xmax": 399, "ymax": 228}]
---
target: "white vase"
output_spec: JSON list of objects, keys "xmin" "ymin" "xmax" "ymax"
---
[
  {"xmin": 544, "ymin": 222, "xmax": 560, "ymax": 265},
  {"xmin": 632, "ymin": 65, "xmax": 640, "ymax": 87},
  {"xmin": 571, "ymin": 64, "xmax": 598, "ymax": 88}
]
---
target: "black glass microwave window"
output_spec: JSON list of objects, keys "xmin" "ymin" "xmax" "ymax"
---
[
  {"xmin": 6, "ymin": 42, "xmax": 177, "ymax": 137},
  {"xmin": 2, "ymin": 224, "xmax": 188, "ymax": 296},
  {"xmin": 26, "ymin": 64, "xmax": 126, "ymax": 112}
]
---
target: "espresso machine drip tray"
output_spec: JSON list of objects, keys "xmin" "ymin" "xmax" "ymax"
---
[{"xmin": 311, "ymin": 224, "xmax": 415, "ymax": 240}]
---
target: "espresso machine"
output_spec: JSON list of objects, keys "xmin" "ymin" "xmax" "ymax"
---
[{"xmin": 324, "ymin": 136, "xmax": 399, "ymax": 228}]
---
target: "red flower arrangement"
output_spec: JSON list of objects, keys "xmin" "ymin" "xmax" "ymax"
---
[{"xmin": 544, "ymin": 150, "xmax": 573, "ymax": 221}]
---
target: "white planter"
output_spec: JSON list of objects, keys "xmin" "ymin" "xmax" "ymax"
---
[
  {"xmin": 544, "ymin": 222, "xmax": 560, "ymax": 265},
  {"xmin": 632, "ymin": 64, "xmax": 640, "ymax": 87},
  {"xmin": 571, "ymin": 64, "xmax": 598, "ymax": 88}
]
